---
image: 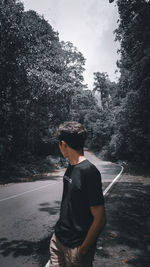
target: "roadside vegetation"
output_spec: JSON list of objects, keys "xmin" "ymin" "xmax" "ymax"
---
[{"xmin": 0, "ymin": 0, "xmax": 150, "ymax": 182}]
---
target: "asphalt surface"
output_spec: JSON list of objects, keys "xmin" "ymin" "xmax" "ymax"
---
[
  {"xmin": 0, "ymin": 151, "xmax": 122, "ymax": 267},
  {"xmin": 1, "ymin": 151, "xmax": 149, "ymax": 267},
  {"xmin": 94, "ymin": 173, "xmax": 150, "ymax": 267}
]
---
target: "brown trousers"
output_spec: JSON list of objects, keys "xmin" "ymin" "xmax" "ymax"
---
[{"xmin": 49, "ymin": 233, "xmax": 96, "ymax": 267}]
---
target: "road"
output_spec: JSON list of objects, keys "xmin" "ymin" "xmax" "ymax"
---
[{"xmin": 0, "ymin": 151, "xmax": 122, "ymax": 267}]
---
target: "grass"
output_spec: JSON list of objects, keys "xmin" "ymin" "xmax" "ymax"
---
[{"xmin": 0, "ymin": 155, "xmax": 67, "ymax": 185}]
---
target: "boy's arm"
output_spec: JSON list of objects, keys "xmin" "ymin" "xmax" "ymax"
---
[{"xmin": 79, "ymin": 205, "xmax": 106, "ymax": 256}]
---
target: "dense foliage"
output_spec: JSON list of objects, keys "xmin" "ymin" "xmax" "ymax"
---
[
  {"xmin": 0, "ymin": 0, "xmax": 93, "ymax": 179},
  {"xmin": 1, "ymin": 0, "xmax": 149, "ymax": 180},
  {"xmin": 87, "ymin": 72, "xmax": 118, "ymax": 157},
  {"xmin": 90, "ymin": 0, "xmax": 150, "ymax": 166},
  {"xmin": 109, "ymin": 0, "xmax": 150, "ymax": 165}
]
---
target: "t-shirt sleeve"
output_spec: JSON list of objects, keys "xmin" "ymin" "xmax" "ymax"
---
[{"xmin": 85, "ymin": 166, "xmax": 104, "ymax": 206}]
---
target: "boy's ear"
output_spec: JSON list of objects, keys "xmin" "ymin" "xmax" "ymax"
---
[{"xmin": 61, "ymin": 140, "xmax": 67, "ymax": 147}]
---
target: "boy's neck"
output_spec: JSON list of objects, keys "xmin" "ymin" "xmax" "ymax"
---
[{"xmin": 68, "ymin": 149, "xmax": 86, "ymax": 166}]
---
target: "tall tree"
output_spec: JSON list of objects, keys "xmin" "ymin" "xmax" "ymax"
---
[
  {"xmin": 93, "ymin": 72, "xmax": 118, "ymax": 109},
  {"xmin": 109, "ymin": 0, "xmax": 150, "ymax": 164},
  {"xmin": 0, "ymin": 0, "xmax": 27, "ymax": 161},
  {"xmin": 0, "ymin": 0, "xmax": 87, "ymax": 172}
]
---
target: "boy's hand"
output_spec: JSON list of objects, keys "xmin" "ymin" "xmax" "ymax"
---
[
  {"xmin": 78, "ymin": 246, "xmax": 87, "ymax": 256},
  {"xmin": 78, "ymin": 205, "xmax": 106, "ymax": 256}
]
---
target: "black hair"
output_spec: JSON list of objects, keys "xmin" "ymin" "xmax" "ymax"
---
[{"xmin": 56, "ymin": 121, "xmax": 87, "ymax": 150}]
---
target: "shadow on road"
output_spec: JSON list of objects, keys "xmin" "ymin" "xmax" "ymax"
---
[
  {"xmin": 0, "ymin": 235, "xmax": 51, "ymax": 266},
  {"xmin": 39, "ymin": 201, "xmax": 61, "ymax": 216},
  {"xmin": 0, "ymin": 200, "xmax": 61, "ymax": 266},
  {"xmin": 97, "ymin": 180, "xmax": 150, "ymax": 266}
]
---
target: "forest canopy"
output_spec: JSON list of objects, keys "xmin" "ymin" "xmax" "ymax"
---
[
  {"xmin": 0, "ymin": 0, "xmax": 150, "ymax": 180},
  {"xmin": 95, "ymin": 0, "xmax": 150, "ymax": 166}
]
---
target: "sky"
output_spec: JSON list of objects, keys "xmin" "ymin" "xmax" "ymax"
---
[{"xmin": 22, "ymin": 0, "xmax": 120, "ymax": 89}]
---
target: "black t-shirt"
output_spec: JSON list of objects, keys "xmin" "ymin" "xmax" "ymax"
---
[{"xmin": 55, "ymin": 159, "xmax": 104, "ymax": 248}]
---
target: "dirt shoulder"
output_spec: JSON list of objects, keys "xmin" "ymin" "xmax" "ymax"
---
[{"xmin": 94, "ymin": 173, "xmax": 150, "ymax": 267}]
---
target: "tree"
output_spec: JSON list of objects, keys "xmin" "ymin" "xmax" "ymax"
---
[
  {"xmin": 93, "ymin": 72, "xmax": 109, "ymax": 109},
  {"xmin": 70, "ymin": 89, "xmax": 97, "ymax": 123},
  {"xmin": 61, "ymin": 41, "xmax": 86, "ymax": 87},
  {"xmin": 0, "ymin": 0, "xmax": 87, "ymax": 178},
  {"xmin": 93, "ymin": 72, "xmax": 118, "ymax": 110},
  {"xmin": 0, "ymin": 0, "xmax": 27, "ymax": 162},
  {"xmin": 108, "ymin": 0, "xmax": 150, "ymax": 165}
]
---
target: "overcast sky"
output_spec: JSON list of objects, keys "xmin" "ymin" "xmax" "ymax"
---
[{"xmin": 22, "ymin": 0, "xmax": 120, "ymax": 89}]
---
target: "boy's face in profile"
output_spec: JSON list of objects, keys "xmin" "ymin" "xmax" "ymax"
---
[{"xmin": 59, "ymin": 140, "xmax": 68, "ymax": 158}]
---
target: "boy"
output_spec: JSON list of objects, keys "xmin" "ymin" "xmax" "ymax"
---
[{"xmin": 50, "ymin": 121, "xmax": 106, "ymax": 267}]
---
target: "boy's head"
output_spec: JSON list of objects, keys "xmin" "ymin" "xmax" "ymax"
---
[{"xmin": 56, "ymin": 121, "xmax": 87, "ymax": 151}]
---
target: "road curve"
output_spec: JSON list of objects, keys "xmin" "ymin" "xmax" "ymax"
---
[{"xmin": 84, "ymin": 151, "xmax": 123, "ymax": 195}]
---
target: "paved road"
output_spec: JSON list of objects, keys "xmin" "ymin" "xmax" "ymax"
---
[{"xmin": 0, "ymin": 151, "xmax": 122, "ymax": 267}]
